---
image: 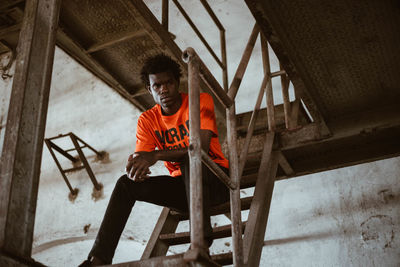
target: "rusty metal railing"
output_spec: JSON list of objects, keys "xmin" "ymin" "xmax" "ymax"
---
[
  {"xmin": 44, "ymin": 132, "xmax": 104, "ymax": 198},
  {"xmin": 162, "ymin": 0, "xmax": 228, "ymax": 91},
  {"xmin": 181, "ymin": 22, "xmax": 306, "ymax": 265},
  {"xmin": 183, "ymin": 47, "xmax": 243, "ymax": 266}
]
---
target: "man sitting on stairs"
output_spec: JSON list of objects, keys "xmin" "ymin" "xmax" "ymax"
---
[{"xmin": 80, "ymin": 54, "xmax": 230, "ymax": 266}]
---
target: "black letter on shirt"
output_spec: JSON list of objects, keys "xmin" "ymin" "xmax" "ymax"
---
[
  {"xmin": 179, "ymin": 124, "xmax": 188, "ymax": 140},
  {"xmin": 169, "ymin": 128, "xmax": 180, "ymax": 143},
  {"xmin": 155, "ymin": 130, "xmax": 165, "ymax": 145},
  {"xmin": 165, "ymin": 130, "xmax": 173, "ymax": 144}
]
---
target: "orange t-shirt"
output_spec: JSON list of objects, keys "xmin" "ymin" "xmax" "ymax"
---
[{"xmin": 135, "ymin": 92, "xmax": 229, "ymax": 176}]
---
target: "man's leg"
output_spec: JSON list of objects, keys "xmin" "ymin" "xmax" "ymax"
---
[
  {"xmin": 88, "ymin": 174, "xmax": 188, "ymax": 264},
  {"xmin": 180, "ymin": 155, "xmax": 230, "ymax": 248}
]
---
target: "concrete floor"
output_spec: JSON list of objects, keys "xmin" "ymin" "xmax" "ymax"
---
[{"xmin": 0, "ymin": 1, "xmax": 399, "ymax": 266}]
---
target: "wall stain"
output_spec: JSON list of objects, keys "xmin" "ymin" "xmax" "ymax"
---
[
  {"xmin": 360, "ymin": 215, "xmax": 394, "ymax": 250},
  {"xmin": 378, "ymin": 189, "xmax": 395, "ymax": 204},
  {"xmin": 83, "ymin": 224, "xmax": 91, "ymax": 234}
]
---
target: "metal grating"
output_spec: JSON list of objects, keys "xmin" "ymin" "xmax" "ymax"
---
[{"xmin": 252, "ymin": 0, "xmax": 400, "ymax": 121}]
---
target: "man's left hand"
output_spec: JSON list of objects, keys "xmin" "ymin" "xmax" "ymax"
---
[{"xmin": 126, "ymin": 151, "xmax": 157, "ymax": 181}]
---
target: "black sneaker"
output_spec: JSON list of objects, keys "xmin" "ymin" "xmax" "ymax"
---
[{"xmin": 78, "ymin": 259, "xmax": 92, "ymax": 267}]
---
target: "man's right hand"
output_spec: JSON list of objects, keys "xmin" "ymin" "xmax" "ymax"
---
[{"xmin": 125, "ymin": 151, "xmax": 157, "ymax": 181}]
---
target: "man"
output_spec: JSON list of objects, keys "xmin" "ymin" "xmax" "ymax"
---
[{"xmin": 80, "ymin": 54, "xmax": 229, "ymax": 266}]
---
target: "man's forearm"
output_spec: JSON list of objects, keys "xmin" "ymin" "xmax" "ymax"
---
[{"xmin": 152, "ymin": 148, "xmax": 188, "ymax": 162}]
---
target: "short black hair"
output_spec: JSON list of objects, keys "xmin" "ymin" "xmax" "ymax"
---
[{"xmin": 140, "ymin": 54, "xmax": 182, "ymax": 86}]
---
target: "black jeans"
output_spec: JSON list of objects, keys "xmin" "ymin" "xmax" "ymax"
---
[{"xmin": 88, "ymin": 155, "xmax": 229, "ymax": 264}]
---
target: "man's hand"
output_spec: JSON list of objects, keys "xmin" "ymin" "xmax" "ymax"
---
[{"xmin": 125, "ymin": 151, "xmax": 157, "ymax": 181}]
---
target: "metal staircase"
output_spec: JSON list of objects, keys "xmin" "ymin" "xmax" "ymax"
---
[{"xmin": 108, "ymin": 19, "xmax": 306, "ymax": 265}]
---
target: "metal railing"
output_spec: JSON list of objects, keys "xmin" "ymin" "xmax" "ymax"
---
[
  {"xmin": 181, "ymin": 25, "xmax": 304, "ymax": 266},
  {"xmin": 183, "ymin": 47, "xmax": 243, "ymax": 266},
  {"xmin": 44, "ymin": 132, "xmax": 104, "ymax": 197},
  {"xmin": 162, "ymin": 0, "xmax": 228, "ymax": 91}
]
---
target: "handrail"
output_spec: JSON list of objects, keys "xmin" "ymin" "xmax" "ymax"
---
[
  {"xmin": 183, "ymin": 47, "xmax": 244, "ymax": 266},
  {"xmin": 228, "ymin": 24, "xmax": 259, "ymax": 100},
  {"xmin": 182, "ymin": 48, "xmax": 205, "ymax": 250},
  {"xmin": 201, "ymin": 150, "xmax": 236, "ymax": 190},
  {"xmin": 238, "ymin": 73, "xmax": 270, "ymax": 178},
  {"xmin": 183, "ymin": 47, "xmax": 233, "ymax": 109},
  {"xmin": 165, "ymin": 0, "xmax": 228, "ymax": 91},
  {"xmin": 172, "ymin": 0, "xmax": 224, "ymax": 69}
]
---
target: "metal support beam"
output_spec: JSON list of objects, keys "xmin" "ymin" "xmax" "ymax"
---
[
  {"xmin": 228, "ymin": 24, "xmax": 259, "ymax": 100},
  {"xmin": 261, "ymin": 34, "xmax": 276, "ymax": 131},
  {"xmin": 243, "ymin": 131, "xmax": 278, "ymax": 265},
  {"xmin": 227, "ymin": 103, "xmax": 244, "ymax": 266},
  {"xmin": 86, "ymin": 29, "xmax": 147, "ymax": 53},
  {"xmin": 161, "ymin": 0, "xmax": 169, "ymax": 30},
  {"xmin": 0, "ymin": 0, "xmax": 61, "ymax": 258},
  {"xmin": 183, "ymin": 48, "xmax": 205, "ymax": 250},
  {"xmin": 141, "ymin": 208, "xmax": 179, "ymax": 259}
]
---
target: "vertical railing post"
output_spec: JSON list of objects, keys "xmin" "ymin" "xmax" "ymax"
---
[
  {"xmin": 227, "ymin": 104, "xmax": 244, "ymax": 266},
  {"xmin": 0, "ymin": 0, "xmax": 61, "ymax": 258},
  {"xmin": 182, "ymin": 48, "xmax": 205, "ymax": 250},
  {"xmin": 221, "ymin": 30, "xmax": 228, "ymax": 91},
  {"xmin": 161, "ymin": 0, "xmax": 169, "ymax": 30},
  {"xmin": 261, "ymin": 33, "xmax": 275, "ymax": 131},
  {"xmin": 280, "ymin": 62, "xmax": 292, "ymax": 129}
]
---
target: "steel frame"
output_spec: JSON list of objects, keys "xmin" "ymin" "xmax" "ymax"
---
[{"xmin": 44, "ymin": 132, "xmax": 103, "ymax": 196}]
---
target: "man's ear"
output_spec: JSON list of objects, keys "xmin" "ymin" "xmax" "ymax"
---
[{"xmin": 146, "ymin": 85, "xmax": 151, "ymax": 94}]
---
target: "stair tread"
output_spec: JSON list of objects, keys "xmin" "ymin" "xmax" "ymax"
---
[
  {"xmin": 211, "ymin": 252, "xmax": 233, "ymax": 266},
  {"xmin": 170, "ymin": 196, "xmax": 253, "ymax": 220},
  {"xmin": 159, "ymin": 222, "xmax": 246, "ymax": 246}
]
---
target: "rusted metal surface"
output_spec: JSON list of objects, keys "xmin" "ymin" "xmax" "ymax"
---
[
  {"xmin": 69, "ymin": 133, "xmax": 102, "ymax": 190},
  {"xmin": 184, "ymin": 48, "xmax": 232, "ymax": 108},
  {"xmin": 261, "ymin": 33, "xmax": 276, "ymax": 131},
  {"xmin": 44, "ymin": 140, "xmax": 77, "ymax": 195},
  {"xmin": 243, "ymin": 149, "xmax": 278, "ymax": 267},
  {"xmin": 183, "ymin": 47, "xmax": 205, "ymax": 250},
  {"xmin": 201, "ymin": 150, "xmax": 236, "ymax": 190},
  {"xmin": 227, "ymin": 24, "xmax": 259, "ymax": 100},
  {"xmin": 0, "ymin": 0, "xmax": 61, "ymax": 257},
  {"xmin": 226, "ymin": 104, "xmax": 244, "ymax": 267},
  {"xmin": 235, "ymin": 103, "xmax": 310, "ymax": 137},
  {"xmin": 280, "ymin": 62, "xmax": 292, "ymax": 129},
  {"xmin": 239, "ymin": 105, "xmax": 400, "ymax": 181},
  {"xmin": 0, "ymin": 250, "xmax": 46, "ymax": 267},
  {"xmin": 245, "ymin": 0, "xmax": 331, "ymax": 137},
  {"xmin": 159, "ymin": 222, "xmax": 246, "ymax": 246},
  {"xmin": 277, "ymin": 151, "xmax": 294, "ymax": 175},
  {"xmin": 170, "ymin": 196, "xmax": 253, "ymax": 220},
  {"xmin": 86, "ymin": 29, "xmax": 147, "ymax": 53},
  {"xmin": 108, "ymin": 254, "xmax": 187, "ymax": 267},
  {"xmin": 247, "ymin": 0, "xmax": 400, "ymax": 122},
  {"xmin": 238, "ymin": 74, "xmax": 269, "ymax": 177},
  {"xmin": 199, "ymin": 0, "xmax": 228, "ymax": 91},
  {"xmin": 242, "ymin": 131, "xmax": 276, "ymax": 265},
  {"xmin": 172, "ymin": 0, "xmax": 223, "ymax": 69},
  {"xmin": 141, "ymin": 208, "xmax": 180, "ymax": 259},
  {"xmin": 161, "ymin": 0, "xmax": 168, "ymax": 30}
]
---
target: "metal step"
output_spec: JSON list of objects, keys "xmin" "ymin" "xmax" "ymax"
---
[
  {"xmin": 212, "ymin": 252, "xmax": 233, "ymax": 266},
  {"xmin": 170, "ymin": 196, "xmax": 253, "ymax": 220},
  {"xmin": 159, "ymin": 222, "xmax": 246, "ymax": 246}
]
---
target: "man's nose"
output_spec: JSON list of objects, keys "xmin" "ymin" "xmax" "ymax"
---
[{"xmin": 160, "ymin": 83, "xmax": 168, "ymax": 93}]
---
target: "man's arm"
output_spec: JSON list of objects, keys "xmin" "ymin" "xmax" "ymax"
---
[{"xmin": 126, "ymin": 129, "xmax": 213, "ymax": 180}]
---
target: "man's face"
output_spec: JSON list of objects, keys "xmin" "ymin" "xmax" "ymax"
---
[{"xmin": 147, "ymin": 71, "xmax": 181, "ymax": 115}]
